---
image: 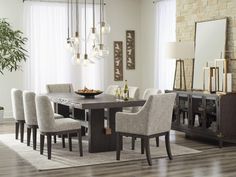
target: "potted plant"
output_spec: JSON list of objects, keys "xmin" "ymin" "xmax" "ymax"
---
[{"xmin": 0, "ymin": 19, "xmax": 28, "ymax": 119}]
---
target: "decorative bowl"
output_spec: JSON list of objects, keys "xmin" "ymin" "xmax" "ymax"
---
[{"xmin": 75, "ymin": 91, "xmax": 103, "ymax": 98}]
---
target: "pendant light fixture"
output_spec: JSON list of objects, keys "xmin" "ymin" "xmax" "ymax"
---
[
  {"xmin": 83, "ymin": 0, "xmax": 95, "ymax": 65},
  {"xmin": 66, "ymin": 0, "xmax": 109, "ymax": 64},
  {"xmin": 97, "ymin": 0, "xmax": 110, "ymax": 34},
  {"xmin": 96, "ymin": 0, "xmax": 109, "ymax": 57},
  {"xmin": 73, "ymin": 0, "xmax": 81, "ymax": 64}
]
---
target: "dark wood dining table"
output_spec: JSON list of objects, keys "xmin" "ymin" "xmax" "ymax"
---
[{"xmin": 47, "ymin": 93, "xmax": 146, "ymax": 153}]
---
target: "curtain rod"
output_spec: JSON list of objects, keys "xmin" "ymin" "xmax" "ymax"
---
[{"xmin": 23, "ymin": 0, "xmax": 105, "ymax": 5}]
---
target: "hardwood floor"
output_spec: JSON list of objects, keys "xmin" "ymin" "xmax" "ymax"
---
[{"xmin": 0, "ymin": 121, "xmax": 236, "ymax": 177}]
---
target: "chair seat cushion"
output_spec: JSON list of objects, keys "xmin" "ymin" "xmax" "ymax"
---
[
  {"xmin": 52, "ymin": 118, "xmax": 81, "ymax": 132},
  {"xmin": 54, "ymin": 113, "xmax": 64, "ymax": 119}
]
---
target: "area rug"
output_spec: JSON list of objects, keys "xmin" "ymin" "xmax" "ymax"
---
[{"xmin": 0, "ymin": 134, "xmax": 200, "ymax": 171}]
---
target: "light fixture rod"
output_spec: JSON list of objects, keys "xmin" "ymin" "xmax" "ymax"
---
[
  {"xmin": 99, "ymin": 0, "xmax": 103, "ymax": 45},
  {"xmin": 92, "ymin": 0, "xmax": 95, "ymax": 29},
  {"xmin": 70, "ymin": 0, "xmax": 73, "ymax": 37},
  {"xmin": 76, "ymin": 0, "xmax": 78, "ymax": 33},
  {"xmin": 67, "ymin": 0, "xmax": 70, "ymax": 39},
  {"xmin": 85, "ymin": 0, "xmax": 87, "ymax": 54}
]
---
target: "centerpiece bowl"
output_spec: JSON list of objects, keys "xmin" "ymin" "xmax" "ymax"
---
[{"xmin": 75, "ymin": 87, "xmax": 103, "ymax": 98}]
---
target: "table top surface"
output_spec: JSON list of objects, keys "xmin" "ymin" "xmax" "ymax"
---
[{"xmin": 46, "ymin": 93, "xmax": 146, "ymax": 109}]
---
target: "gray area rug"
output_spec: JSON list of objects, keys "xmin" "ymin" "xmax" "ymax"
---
[{"xmin": 0, "ymin": 134, "xmax": 200, "ymax": 171}]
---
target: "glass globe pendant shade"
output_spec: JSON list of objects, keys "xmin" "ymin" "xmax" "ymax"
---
[
  {"xmin": 97, "ymin": 44, "xmax": 109, "ymax": 57},
  {"xmin": 88, "ymin": 27, "xmax": 99, "ymax": 43},
  {"xmin": 72, "ymin": 53, "xmax": 82, "ymax": 65},
  {"xmin": 97, "ymin": 21, "xmax": 111, "ymax": 34},
  {"xmin": 73, "ymin": 32, "xmax": 80, "ymax": 46},
  {"xmin": 83, "ymin": 54, "xmax": 95, "ymax": 66}
]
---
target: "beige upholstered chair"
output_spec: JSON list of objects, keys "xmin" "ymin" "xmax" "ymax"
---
[
  {"xmin": 105, "ymin": 85, "xmax": 119, "ymax": 95},
  {"xmin": 46, "ymin": 83, "xmax": 74, "ymax": 93},
  {"xmin": 131, "ymin": 88, "xmax": 162, "ymax": 149},
  {"xmin": 123, "ymin": 86, "xmax": 139, "ymax": 113},
  {"xmin": 46, "ymin": 83, "xmax": 74, "ymax": 118},
  {"xmin": 11, "ymin": 89, "xmax": 25, "ymax": 143},
  {"xmin": 35, "ymin": 95, "xmax": 83, "ymax": 159},
  {"xmin": 116, "ymin": 93, "xmax": 176, "ymax": 166},
  {"xmin": 23, "ymin": 91, "xmax": 63, "ymax": 150},
  {"xmin": 142, "ymin": 88, "xmax": 162, "ymax": 100}
]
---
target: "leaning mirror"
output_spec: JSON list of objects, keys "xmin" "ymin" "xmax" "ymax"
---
[{"xmin": 193, "ymin": 18, "xmax": 227, "ymax": 90}]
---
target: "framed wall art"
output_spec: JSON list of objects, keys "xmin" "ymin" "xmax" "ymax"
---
[
  {"xmin": 114, "ymin": 41, "xmax": 123, "ymax": 81},
  {"xmin": 126, "ymin": 30, "xmax": 135, "ymax": 69}
]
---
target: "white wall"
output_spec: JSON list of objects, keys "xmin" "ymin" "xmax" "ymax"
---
[
  {"xmin": 104, "ymin": 0, "xmax": 143, "ymax": 92},
  {"xmin": 0, "ymin": 0, "xmax": 24, "ymax": 118}
]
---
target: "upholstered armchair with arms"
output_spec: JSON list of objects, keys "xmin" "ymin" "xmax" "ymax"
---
[
  {"xmin": 116, "ymin": 93, "xmax": 176, "ymax": 166},
  {"xmin": 131, "ymin": 88, "xmax": 162, "ymax": 149},
  {"xmin": 105, "ymin": 85, "xmax": 119, "ymax": 95},
  {"xmin": 122, "ymin": 86, "xmax": 140, "ymax": 113}
]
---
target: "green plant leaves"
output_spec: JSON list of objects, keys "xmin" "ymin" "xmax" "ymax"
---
[{"xmin": 0, "ymin": 19, "xmax": 28, "ymax": 74}]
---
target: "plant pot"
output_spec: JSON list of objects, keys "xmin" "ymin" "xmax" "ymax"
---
[{"xmin": 0, "ymin": 107, "xmax": 4, "ymax": 121}]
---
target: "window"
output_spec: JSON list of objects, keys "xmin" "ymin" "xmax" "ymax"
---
[
  {"xmin": 154, "ymin": 0, "xmax": 176, "ymax": 91},
  {"xmin": 23, "ymin": 1, "xmax": 104, "ymax": 93}
]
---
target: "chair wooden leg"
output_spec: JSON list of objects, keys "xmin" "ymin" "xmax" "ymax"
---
[
  {"xmin": 141, "ymin": 138, "xmax": 144, "ymax": 154},
  {"xmin": 144, "ymin": 137, "xmax": 152, "ymax": 166},
  {"xmin": 33, "ymin": 127, "xmax": 37, "ymax": 150},
  {"xmin": 78, "ymin": 130, "xmax": 83, "ymax": 156},
  {"xmin": 40, "ymin": 134, "xmax": 44, "ymax": 155},
  {"xmin": 62, "ymin": 134, "xmax": 65, "ymax": 148},
  {"xmin": 47, "ymin": 134, "xmax": 52, "ymax": 160},
  {"xmin": 116, "ymin": 133, "xmax": 122, "ymax": 160},
  {"xmin": 156, "ymin": 136, "xmax": 159, "ymax": 147},
  {"xmin": 15, "ymin": 122, "xmax": 19, "ymax": 140},
  {"xmin": 27, "ymin": 127, "xmax": 31, "ymax": 146},
  {"xmin": 54, "ymin": 135, "xmax": 57, "ymax": 143},
  {"xmin": 131, "ymin": 137, "xmax": 135, "ymax": 150},
  {"xmin": 165, "ymin": 132, "xmax": 173, "ymax": 160},
  {"xmin": 68, "ymin": 133, "xmax": 72, "ymax": 151},
  {"xmin": 20, "ymin": 122, "xmax": 24, "ymax": 143}
]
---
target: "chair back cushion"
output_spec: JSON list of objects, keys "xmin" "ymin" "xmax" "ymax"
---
[
  {"xmin": 145, "ymin": 93, "xmax": 176, "ymax": 135},
  {"xmin": 35, "ymin": 95, "xmax": 55, "ymax": 132},
  {"xmin": 11, "ymin": 89, "xmax": 25, "ymax": 121},
  {"xmin": 46, "ymin": 83, "xmax": 74, "ymax": 93},
  {"xmin": 128, "ymin": 86, "xmax": 139, "ymax": 99},
  {"xmin": 105, "ymin": 85, "xmax": 119, "ymax": 95},
  {"xmin": 142, "ymin": 88, "xmax": 161, "ymax": 100},
  {"xmin": 23, "ymin": 91, "xmax": 37, "ymax": 126}
]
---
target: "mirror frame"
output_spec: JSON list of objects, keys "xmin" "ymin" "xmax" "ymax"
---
[{"xmin": 192, "ymin": 17, "xmax": 228, "ymax": 91}]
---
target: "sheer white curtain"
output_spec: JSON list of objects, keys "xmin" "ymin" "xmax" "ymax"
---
[
  {"xmin": 23, "ymin": 1, "xmax": 103, "ymax": 94},
  {"xmin": 154, "ymin": 0, "xmax": 176, "ymax": 91}
]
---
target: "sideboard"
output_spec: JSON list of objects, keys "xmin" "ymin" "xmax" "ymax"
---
[{"xmin": 166, "ymin": 90, "xmax": 236, "ymax": 147}]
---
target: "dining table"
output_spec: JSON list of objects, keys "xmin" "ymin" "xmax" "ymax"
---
[{"xmin": 47, "ymin": 93, "xmax": 146, "ymax": 153}]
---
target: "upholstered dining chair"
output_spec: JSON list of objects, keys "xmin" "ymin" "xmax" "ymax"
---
[
  {"xmin": 116, "ymin": 93, "xmax": 176, "ymax": 166},
  {"xmin": 142, "ymin": 88, "xmax": 162, "ymax": 100},
  {"xmin": 46, "ymin": 83, "xmax": 74, "ymax": 93},
  {"xmin": 122, "ymin": 86, "xmax": 139, "ymax": 113},
  {"xmin": 23, "ymin": 91, "xmax": 64, "ymax": 150},
  {"xmin": 35, "ymin": 95, "xmax": 83, "ymax": 159},
  {"xmin": 11, "ymin": 89, "xmax": 25, "ymax": 143},
  {"xmin": 46, "ymin": 83, "xmax": 74, "ymax": 118},
  {"xmin": 131, "ymin": 88, "xmax": 162, "ymax": 149},
  {"xmin": 105, "ymin": 85, "xmax": 119, "ymax": 95}
]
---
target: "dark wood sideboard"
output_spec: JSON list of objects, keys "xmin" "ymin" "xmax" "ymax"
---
[{"xmin": 166, "ymin": 90, "xmax": 236, "ymax": 147}]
